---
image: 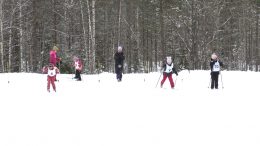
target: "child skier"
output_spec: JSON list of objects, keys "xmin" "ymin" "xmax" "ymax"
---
[
  {"xmin": 160, "ymin": 56, "xmax": 178, "ymax": 89},
  {"xmin": 42, "ymin": 63, "xmax": 60, "ymax": 92},
  {"xmin": 210, "ymin": 53, "xmax": 223, "ymax": 89},
  {"xmin": 73, "ymin": 56, "xmax": 83, "ymax": 81}
]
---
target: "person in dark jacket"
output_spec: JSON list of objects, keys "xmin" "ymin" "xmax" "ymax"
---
[
  {"xmin": 114, "ymin": 46, "xmax": 125, "ymax": 82},
  {"xmin": 210, "ymin": 53, "xmax": 223, "ymax": 89},
  {"xmin": 160, "ymin": 56, "xmax": 178, "ymax": 89}
]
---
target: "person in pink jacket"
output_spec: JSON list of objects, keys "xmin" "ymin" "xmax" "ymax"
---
[
  {"xmin": 49, "ymin": 46, "xmax": 61, "ymax": 81},
  {"xmin": 42, "ymin": 63, "xmax": 60, "ymax": 92},
  {"xmin": 49, "ymin": 46, "xmax": 61, "ymax": 66},
  {"xmin": 73, "ymin": 56, "xmax": 83, "ymax": 81}
]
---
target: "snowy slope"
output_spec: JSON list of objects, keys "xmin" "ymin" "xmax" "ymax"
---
[{"xmin": 0, "ymin": 70, "xmax": 260, "ymax": 146}]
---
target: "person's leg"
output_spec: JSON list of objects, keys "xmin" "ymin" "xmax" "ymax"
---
[
  {"xmin": 75, "ymin": 70, "xmax": 81, "ymax": 80},
  {"xmin": 168, "ymin": 74, "xmax": 174, "ymax": 88},
  {"xmin": 160, "ymin": 73, "xmax": 167, "ymax": 87},
  {"xmin": 50, "ymin": 77, "xmax": 56, "ymax": 92},
  {"xmin": 215, "ymin": 73, "xmax": 219, "ymax": 89},
  {"xmin": 115, "ymin": 66, "xmax": 119, "ymax": 80},
  {"xmin": 78, "ymin": 70, "xmax": 82, "ymax": 81},
  {"xmin": 47, "ymin": 76, "xmax": 51, "ymax": 92},
  {"xmin": 74, "ymin": 69, "xmax": 77, "ymax": 79},
  {"xmin": 211, "ymin": 74, "xmax": 215, "ymax": 89},
  {"xmin": 118, "ymin": 68, "xmax": 123, "ymax": 81}
]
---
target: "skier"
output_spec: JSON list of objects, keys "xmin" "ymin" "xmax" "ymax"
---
[
  {"xmin": 210, "ymin": 53, "xmax": 223, "ymax": 89},
  {"xmin": 114, "ymin": 46, "xmax": 125, "ymax": 82},
  {"xmin": 160, "ymin": 56, "xmax": 178, "ymax": 89},
  {"xmin": 73, "ymin": 56, "xmax": 83, "ymax": 81},
  {"xmin": 42, "ymin": 63, "xmax": 60, "ymax": 92},
  {"xmin": 49, "ymin": 46, "xmax": 61, "ymax": 67},
  {"xmin": 49, "ymin": 46, "xmax": 61, "ymax": 81}
]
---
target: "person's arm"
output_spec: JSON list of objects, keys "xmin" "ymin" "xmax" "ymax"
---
[
  {"xmin": 172, "ymin": 67, "xmax": 178, "ymax": 76},
  {"xmin": 210, "ymin": 61, "xmax": 214, "ymax": 71},
  {"xmin": 55, "ymin": 67, "xmax": 60, "ymax": 74},
  {"xmin": 122, "ymin": 53, "xmax": 125, "ymax": 60},
  {"xmin": 161, "ymin": 63, "xmax": 166, "ymax": 72},
  {"xmin": 219, "ymin": 61, "xmax": 223, "ymax": 67},
  {"xmin": 114, "ymin": 53, "xmax": 118, "ymax": 60},
  {"xmin": 42, "ymin": 66, "xmax": 48, "ymax": 74}
]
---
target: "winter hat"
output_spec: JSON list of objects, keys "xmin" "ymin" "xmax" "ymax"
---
[
  {"xmin": 211, "ymin": 53, "xmax": 217, "ymax": 60},
  {"xmin": 166, "ymin": 56, "xmax": 172, "ymax": 64},
  {"xmin": 118, "ymin": 46, "xmax": 123, "ymax": 52},
  {"xmin": 53, "ymin": 46, "xmax": 59, "ymax": 51}
]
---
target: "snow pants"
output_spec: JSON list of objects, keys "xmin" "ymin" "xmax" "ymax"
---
[
  {"xmin": 75, "ymin": 70, "xmax": 82, "ymax": 81},
  {"xmin": 161, "ymin": 73, "xmax": 174, "ymax": 88},
  {"xmin": 211, "ymin": 72, "xmax": 219, "ymax": 89},
  {"xmin": 47, "ymin": 76, "xmax": 56, "ymax": 92},
  {"xmin": 115, "ymin": 65, "xmax": 123, "ymax": 81}
]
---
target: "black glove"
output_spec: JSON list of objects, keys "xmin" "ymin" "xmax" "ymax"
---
[
  {"xmin": 210, "ymin": 72, "xmax": 213, "ymax": 75},
  {"xmin": 172, "ymin": 70, "xmax": 178, "ymax": 76}
]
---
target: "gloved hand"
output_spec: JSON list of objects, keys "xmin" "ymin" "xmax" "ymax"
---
[
  {"xmin": 176, "ymin": 72, "xmax": 178, "ymax": 76},
  {"xmin": 210, "ymin": 72, "xmax": 213, "ymax": 75}
]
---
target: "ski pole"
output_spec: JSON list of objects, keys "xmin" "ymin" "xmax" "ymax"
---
[
  {"xmin": 155, "ymin": 72, "xmax": 163, "ymax": 88},
  {"xmin": 208, "ymin": 76, "xmax": 211, "ymax": 88},
  {"xmin": 220, "ymin": 72, "xmax": 224, "ymax": 89},
  {"xmin": 174, "ymin": 75, "xmax": 178, "ymax": 87}
]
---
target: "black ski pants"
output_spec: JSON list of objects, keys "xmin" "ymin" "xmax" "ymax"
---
[{"xmin": 211, "ymin": 72, "xmax": 219, "ymax": 89}]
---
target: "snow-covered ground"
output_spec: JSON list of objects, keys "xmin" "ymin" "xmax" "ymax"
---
[{"xmin": 0, "ymin": 70, "xmax": 260, "ymax": 146}]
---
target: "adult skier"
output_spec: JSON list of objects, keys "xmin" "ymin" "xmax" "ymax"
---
[
  {"xmin": 49, "ymin": 46, "xmax": 61, "ymax": 81},
  {"xmin": 210, "ymin": 53, "xmax": 223, "ymax": 89},
  {"xmin": 114, "ymin": 46, "xmax": 125, "ymax": 82}
]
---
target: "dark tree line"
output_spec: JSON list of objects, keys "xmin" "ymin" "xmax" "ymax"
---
[{"xmin": 0, "ymin": 0, "xmax": 259, "ymax": 73}]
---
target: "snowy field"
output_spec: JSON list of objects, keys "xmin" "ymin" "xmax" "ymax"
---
[{"xmin": 0, "ymin": 70, "xmax": 260, "ymax": 146}]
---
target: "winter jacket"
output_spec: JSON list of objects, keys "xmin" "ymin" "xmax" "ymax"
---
[
  {"xmin": 210, "ymin": 59, "xmax": 223, "ymax": 73},
  {"xmin": 42, "ymin": 66, "xmax": 60, "ymax": 77},
  {"xmin": 49, "ymin": 50, "xmax": 61, "ymax": 66},
  {"xmin": 114, "ymin": 52, "xmax": 125, "ymax": 68},
  {"xmin": 74, "ymin": 59, "xmax": 83, "ymax": 71},
  {"xmin": 162, "ymin": 62, "xmax": 178, "ymax": 76}
]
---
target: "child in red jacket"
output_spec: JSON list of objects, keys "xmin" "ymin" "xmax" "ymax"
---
[{"xmin": 42, "ymin": 63, "xmax": 60, "ymax": 92}]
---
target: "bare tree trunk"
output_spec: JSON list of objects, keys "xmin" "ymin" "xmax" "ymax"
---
[
  {"xmin": 159, "ymin": 0, "xmax": 165, "ymax": 59},
  {"xmin": 256, "ymin": 0, "xmax": 259, "ymax": 71},
  {"xmin": 79, "ymin": 0, "xmax": 88, "ymax": 72},
  {"xmin": 19, "ymin": 0, "xmax": 25, "ymax": 72},
  {"xmin": 0, "ymin": 0, "xmax": 4, "ymax": 72},
  {"xmin": 91, "ymin": 0, "xmax": 96, "ymax": 73},
  {"xmin": 86, "ymin": 0, "xmax": 96, "ymax": 73},
  {"xmin": 86, "ymin": 0, "xmax": 92, "ymax": 73},
  {"xmin": 118, "ymin": 0, "xmax": 122, "ymax": 46},
  {"xmin": 8, "ymin": 13, "xmax": 13, "ymax": 72}
]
